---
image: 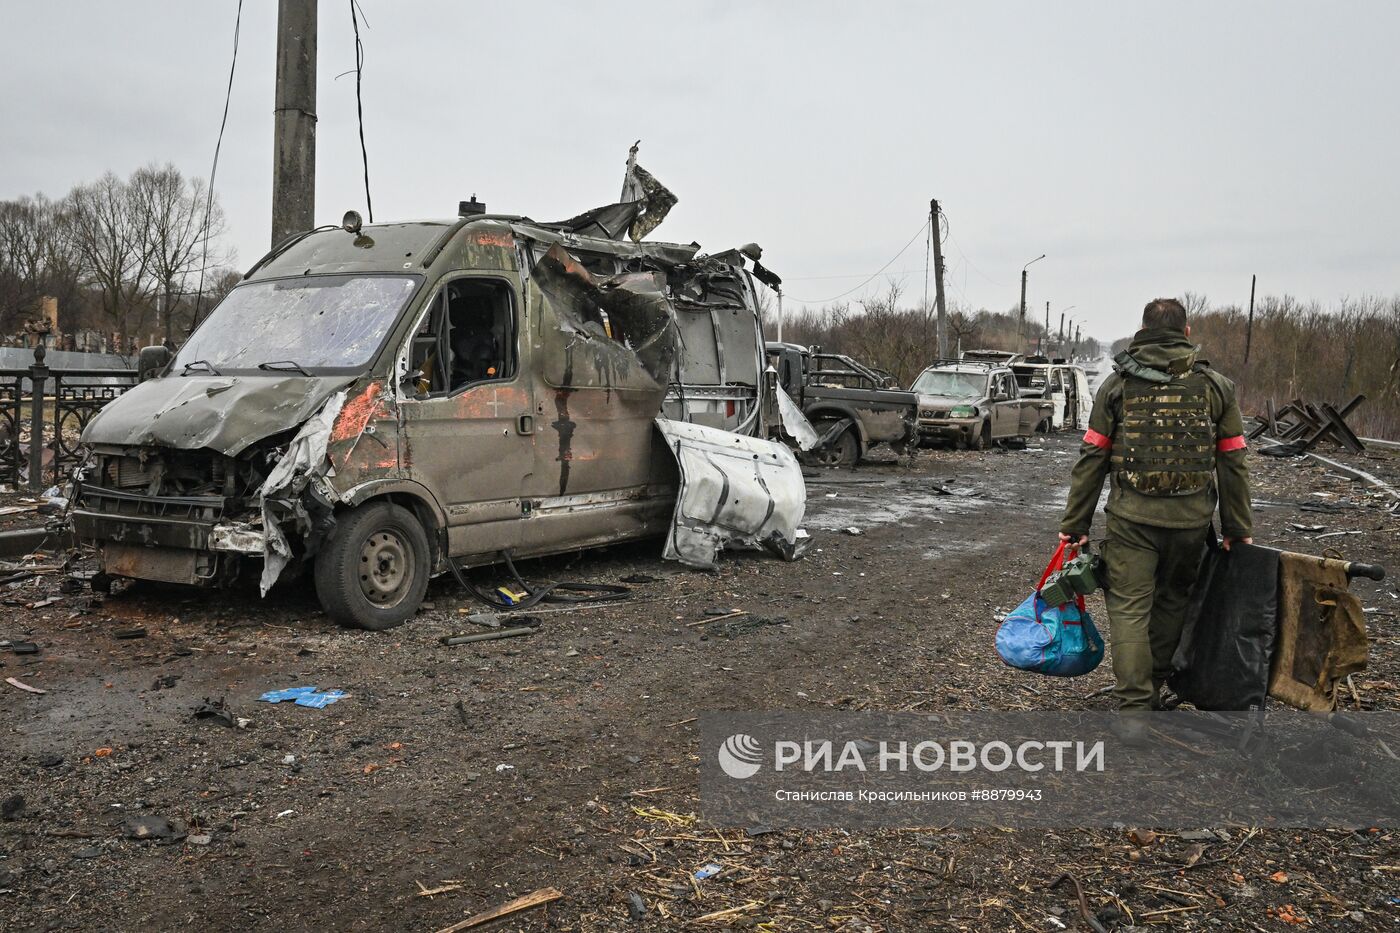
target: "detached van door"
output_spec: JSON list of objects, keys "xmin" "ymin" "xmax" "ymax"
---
[{"xmin": 399, "ymin": 276, "xmax": 534, "ymax": 558}]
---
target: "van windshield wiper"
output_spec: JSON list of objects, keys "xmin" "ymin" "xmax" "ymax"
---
[
  {"xmin": 257, "ymin": 360, "xmax": 312, "ymax": 376},
  {"xmin": 181, "ymin": 360, "xmax": 221, "ymax": 376}
]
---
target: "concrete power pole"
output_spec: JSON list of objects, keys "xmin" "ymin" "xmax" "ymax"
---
[
  {"xmin": 1019, "ymin": 269, "xmax": 1028, "ymax": 345},
  {"xmin": 930, "ymin": 199, "xmax": 948, "ymax": 359},
  {"xmin": 272, "ymin": 0, "xmax": 317, "ymax": 246}
]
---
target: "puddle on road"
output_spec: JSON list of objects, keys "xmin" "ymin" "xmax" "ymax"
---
[{"xmin": 805, "ymin": 483, "xmax": 989, "ymax": 538}]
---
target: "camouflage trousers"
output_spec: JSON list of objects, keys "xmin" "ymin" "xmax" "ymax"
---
[{"xmin": 1100, "ymin": 514, "xmax": 1209, "ymax": 710}]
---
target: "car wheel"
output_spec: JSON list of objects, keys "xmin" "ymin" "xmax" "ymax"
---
[
  {"xmin": 313, "ymin": 501, "xmax": 430, "ymax": 631},
  {"xmin": 808, "ymin": 425, "xmax": 859, "ymax": 468},
  {"xmin": 969, "ymin": 421, "xmax": 990, "ymax": 451}
]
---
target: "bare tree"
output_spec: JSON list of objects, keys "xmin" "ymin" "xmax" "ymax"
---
[
  {"xmin": 130, "ymin": 163, "xmax": 227, "ymax": 342},
  {"xmin": 0, "ymin": 195, "xmax": 81, "ymax": 331},
  {"xmin": 63, "ymin": 172, "xmax": 152, "ymax": 335}
]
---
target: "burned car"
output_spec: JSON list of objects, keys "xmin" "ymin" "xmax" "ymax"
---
[
  {"xmin": 72, "ymin": 194, "xmax": 808, "ymax": 630},
  {"xmin": 911, "ymin": 361, "xmax": 1052, "ymax": 449}
]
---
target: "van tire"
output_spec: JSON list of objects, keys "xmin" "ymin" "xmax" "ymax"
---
[{"xmin": 314, "ymin": 501, "xmax": 430, "ymax": 631}]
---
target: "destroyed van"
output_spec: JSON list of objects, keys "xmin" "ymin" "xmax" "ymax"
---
[{"xmin": 71, "ymin": 199, "xmax": 807, "ymax": 630}]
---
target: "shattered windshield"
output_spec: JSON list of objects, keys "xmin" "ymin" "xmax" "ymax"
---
[
  {"xmin": 912, "ymin": 370, "xmax": 986, "ymax": 398},
  {"xmin": 175, "ymin": 274, "xmax": 420, "ymax": 373}
]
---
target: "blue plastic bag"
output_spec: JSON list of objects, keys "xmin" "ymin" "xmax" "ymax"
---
[{"xmin": 996, "ymin": 543, "xmax": 1105, "ymax": 677}]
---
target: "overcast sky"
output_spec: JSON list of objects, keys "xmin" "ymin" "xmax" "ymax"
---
[{"xmin": 4, "ymin": 1, "xmax": 1397, "ymax": 343}]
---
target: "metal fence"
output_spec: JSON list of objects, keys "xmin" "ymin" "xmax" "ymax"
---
[{"xmin": 0, "ymin": 346, "xmax": 139, "ymax": 491}]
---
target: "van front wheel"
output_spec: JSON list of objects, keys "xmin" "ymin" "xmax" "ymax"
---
[{"xmin": 314, "ymin": 501, "xmax": 430, "ymax": 630}]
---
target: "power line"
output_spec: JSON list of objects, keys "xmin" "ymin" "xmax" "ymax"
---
[
  {"xmin": 785, "ymin": 218, "xmax": 931, "ymax": 305},
  {"xmin": 191, "ymin": 0, "xmax": 243, "ymax": 335},
  {"xmin": 350, "ymin": 0, "xmax": 373, "ymax": 222}
]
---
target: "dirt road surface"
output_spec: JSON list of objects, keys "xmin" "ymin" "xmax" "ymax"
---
[{"xmin": 3, "ymin": 435, "xmax": 1399, "ymax": 931}]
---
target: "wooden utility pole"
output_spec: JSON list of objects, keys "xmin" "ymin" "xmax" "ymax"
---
[
  {"xmin": 931, "ymin": 199, "xmax": 949, "ymax": 359},
  {"xmin": 272, "ymin": 0, "xmax": 317, "ymax": 246}
]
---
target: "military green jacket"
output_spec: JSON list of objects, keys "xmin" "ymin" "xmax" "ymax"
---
[{"xmin": 1060, "ymin": 328, "xmax": 1253, "ymax": 538}]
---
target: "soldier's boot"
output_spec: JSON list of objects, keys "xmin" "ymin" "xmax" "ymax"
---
[{"xmin": 1109, "ymin": 712, "xmax": 1151, "ymax": 747}]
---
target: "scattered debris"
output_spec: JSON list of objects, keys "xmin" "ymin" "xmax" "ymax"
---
[
  {"xmin": 112, "ymin": 626, "xmax": 147, "ymax": 640},
  {"xmin": 625, "ymin": 891, "xmax": 648, "ymax": 920},
  {"xmin": 4, "ymin": 676, "xmax": 45, "ymax": 695},
  {"xmin": 461, "ymin": 612, "xmax": 502, "ymax": 629},
  {"xmin": 439, "ymin": 625, "xmax": 538, "ymax": 647},
  {"xmin": 432, "ymin": 886, "xmax": 564, "ymax": 933},
  {"xmin": 416, "ymin": 881, "xmax": 464, "ymax": 898},
  {"xmin": 8, "ymin": 641, "xmax": 39, "ymax": 655},
  {"xmin": 843, "ymin": 526, "xmax": 864, "ymax": 536},
  {"xmin": 620, "ymin": 574, "xmax": 661, "ymax": 585},
  {"xmin": 122, "ymin": 814, "xmax": 186, "ymax": 844},
  {"xmin": 258, "ymin": 686, "xmax": 347, "ymax": 708},
  {"xmin": 694, "ymin": 863, "xmax": 722, "ymax": 880},
  {"xmin": 192, "ymin": 697, "xmax": 236, "ymax": 728},
  {"xmin": 1048, "ymin": 873, "xmax": 1108, "ymax": 933}
]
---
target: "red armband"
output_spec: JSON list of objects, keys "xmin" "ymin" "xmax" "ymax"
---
[
  {"xmin": 1083, "ymin": 428, "xmax": 1112, "ymax": 449},
  {"xmin": 1216, "ymin": 435, "xmax": 1246, "ymax": 452}
]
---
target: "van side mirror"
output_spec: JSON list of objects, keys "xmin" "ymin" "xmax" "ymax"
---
[{"xmin": 138, "ymin": 345, "xmax": 173, "ymax": 382}]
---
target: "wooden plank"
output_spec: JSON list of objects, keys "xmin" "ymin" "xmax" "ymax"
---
[
  {"xmin": 1266, "ymin": 398, "xmax": 1280, "ymax": 437},
  {"xmin": 433, "ymin": 888, "xmax": 564, "ymax": 933}
]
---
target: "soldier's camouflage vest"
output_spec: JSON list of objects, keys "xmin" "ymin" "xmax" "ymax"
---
[{"xmin": 1112, "ymin": 364, "xmax": 1216, "ymax": 496}]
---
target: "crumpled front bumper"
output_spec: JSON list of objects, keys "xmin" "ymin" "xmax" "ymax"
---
[{"xmin": 917, "ymin": 417, "xmax": 980, "ymax": 442}]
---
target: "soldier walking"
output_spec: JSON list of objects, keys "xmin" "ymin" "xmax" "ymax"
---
[{"xmin": 1059, "ymin": 298, "xmax": 1253, "ymax": 742}]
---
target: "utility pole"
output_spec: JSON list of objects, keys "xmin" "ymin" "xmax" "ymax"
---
[
  {"xmin": 272, "ymin": 0, "xmax": 317, "ymax": 246},
  {"xmin": 1043, "ymin": 301, "xmax": 1050, "ymax": 352},
  {"xmin": 931, "ymin": 199, "xmax": 948, "ymax": 359},
  {"xmin": 1058, "ymin": 312, "xmax": 1065, "ymax": 350},
  {"xmin": 1019, "ymin": 254, "xmax": 1045, "ymax": 349},
  {"xmin": 1244, "ymin": 273, "xmax": 1257, "ymax": 364}
]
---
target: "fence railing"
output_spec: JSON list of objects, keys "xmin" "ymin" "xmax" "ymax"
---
[{"xmin": 0, "ymin": 346, "xmax": 139, "ymax": 491}]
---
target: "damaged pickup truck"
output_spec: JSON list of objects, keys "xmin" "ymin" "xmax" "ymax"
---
[{"xmin": 72, "ymin": 189, "xmax": 809, "ymax": 629}]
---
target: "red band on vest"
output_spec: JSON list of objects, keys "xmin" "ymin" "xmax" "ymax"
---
[
  {"xmin": 1217, "ymin": 435, "xmax": 1247, "ymax": 452},
  {"xmin": 1083, "ymin": 428, "xmax": 1112, "ymax": 449}
]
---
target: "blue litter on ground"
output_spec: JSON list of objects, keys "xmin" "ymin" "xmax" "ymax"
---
[
  {"xmin": 259, "ymin": 686, "xmax": 347, "ymax": 708},
  {"xmin": 294, "ymin": 689, "xmax": 347, "ymax": 708},
  {"xmin": 694, "ymin": 863, "xmax": 722, "ymax": 880}
]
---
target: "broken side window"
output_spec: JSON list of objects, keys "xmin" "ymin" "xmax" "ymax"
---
[
  {"xmin": 530, "ymin": 243, "xmax": 676, "ymax": 392},
  {"xmin": 408, "ymin": 278, "xmax": 517, "ymax": 397}
]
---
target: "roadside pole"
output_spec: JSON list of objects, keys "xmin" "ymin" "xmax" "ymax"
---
[
  {"xmin": 931, "ymin": 199, "xmax": 948, "ymax": 359},
  {"xmin": 272, "ymin": 0, "xmax": 317, "ymax": 246}
]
